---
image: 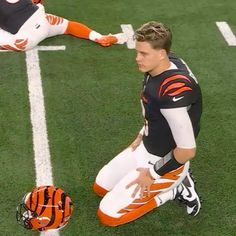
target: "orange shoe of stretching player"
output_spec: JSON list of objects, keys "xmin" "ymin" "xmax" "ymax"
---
[{"xmin": 95, "ymin": 34, "xmax": 118, "ymax": 47}]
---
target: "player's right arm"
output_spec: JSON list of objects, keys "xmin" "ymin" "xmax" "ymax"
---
[
  {"xmin": 129, "ymin": 133, "xmax": 142, "ymax": 151},
  {"xmin": 129, "ymin": 126, "xmax": 144, "ymax": 151}
]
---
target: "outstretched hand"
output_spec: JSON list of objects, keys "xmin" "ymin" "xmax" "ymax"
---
[{"xmin": 126, "ymin": 168, "xmax": 155, "ymax": 198}]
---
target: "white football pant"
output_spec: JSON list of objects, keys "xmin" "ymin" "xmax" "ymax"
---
[{"xmin": 94, "ymin": 142, "xmax": 189, "ymax": 226}]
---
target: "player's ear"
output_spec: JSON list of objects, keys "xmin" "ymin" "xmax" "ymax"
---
[{"xmin": 159, "ymin": 49, "xmax": 168, "ymax": 60}]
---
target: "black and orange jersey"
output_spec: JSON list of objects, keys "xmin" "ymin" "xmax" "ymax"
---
[
  {"xmin": 0, "ymin": 0, "xmax": 38, "ymax": 34},
  {"xmin": 141, "ymin": 53, "xmax": 202, "ymax": 157}
]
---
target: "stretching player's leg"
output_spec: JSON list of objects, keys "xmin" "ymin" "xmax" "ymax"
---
[
  {"xmin": 45, "ymin": 13, "xmax": 126, "ymax": 47},
  {"xmin": 65, "ymin": 21, "xmax": 127, "ymax": 46}
]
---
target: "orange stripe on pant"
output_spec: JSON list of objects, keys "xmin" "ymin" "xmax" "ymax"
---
[
  {"xmin": 117, "ymin": 181, "xmax": 174, "ymax": 214},
  {"xmin": 93, "ymin": 182, "xmax": 109, "ymax": 197},
  {"xmin": 97, "ymin": 198, "xmax": 157, "ymax": 227},
  {"xmin": 161, "ymin": 165, "xmax": 185, "ymax": 180}
]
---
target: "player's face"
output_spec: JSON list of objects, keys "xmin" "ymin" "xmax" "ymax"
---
[{"xmin": 135, "ymin": 41, "xmax": 164, "ymax": 75}]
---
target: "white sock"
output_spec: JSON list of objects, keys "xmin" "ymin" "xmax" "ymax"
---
[
  {"xmin": 155, "ymin": 188, "xmax": 177, "ymax": 207},
  {"xmin": 89, "ymin": 31, "xmax": 102, "ymax": 41},
  {"xmin": 113, "ymin": 33, "xmax": 128, "ymax": 44}
]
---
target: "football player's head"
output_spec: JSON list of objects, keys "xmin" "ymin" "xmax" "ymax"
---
[
  {"xmin": 16, "ymin": 186, "xmax": 73, "ymax": 231},
  {"xmin": 134, "ymin": 21, "xmax": 172, "ymax": 74},
  {"xmin": 134, "ymin": 21, "xmax": 172, "ymax": 53}
]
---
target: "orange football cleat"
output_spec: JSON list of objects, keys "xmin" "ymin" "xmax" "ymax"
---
[{"xmin": 95, "ymin": 34, "xmax": 118, "ymax": 47}]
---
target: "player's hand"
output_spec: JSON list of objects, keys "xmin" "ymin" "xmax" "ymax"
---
[
  {"xmin": 129, "ymin": 134, "xmax": 143, "ymax": 151},
  {"xmin": 126, "ymin": 168, "xmax": 155, "ymax": 198}
]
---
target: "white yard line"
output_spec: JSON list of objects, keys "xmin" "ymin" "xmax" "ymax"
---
[
  {"xmin": 37, "ymin": 45, "xmax": 66, "ymax": 51},
  {"xmin": 26, "ymin": 48, "xmax": 53, "ymax": 187},
  {"xmin": 25, "ymin": 46, "xmax": 65, "ymax": 236},
  {"xmin": 216, "ymin": 22, "xmax": 236, "ymax": 46},
  {"xmin": 120, "ymin": 24, "xmax": 135, "ymax": 49}
]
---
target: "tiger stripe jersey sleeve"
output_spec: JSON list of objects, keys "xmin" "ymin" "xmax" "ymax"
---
[{"xmin": 158, "ymin": 74, "xmax": 198, "ymax": 109}]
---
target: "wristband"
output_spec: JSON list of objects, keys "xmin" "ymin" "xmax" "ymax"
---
[{"xmin": 152, "ymin": 152, "xmax": 183, "ymax": 177}]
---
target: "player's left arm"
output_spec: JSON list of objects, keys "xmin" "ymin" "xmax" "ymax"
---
[{"xmin": 160, "ymin": 107, "xmax": 196, "ymax": 164}]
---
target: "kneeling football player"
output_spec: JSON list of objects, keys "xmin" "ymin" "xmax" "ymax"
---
[{"xmin": 93, "ymin": 21, "xmax": 202, "ymax": 226}]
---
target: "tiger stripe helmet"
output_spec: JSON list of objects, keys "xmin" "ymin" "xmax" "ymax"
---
[{"xmin": 16, "ymin": 186, "xmax": 73, "ymax": 231}]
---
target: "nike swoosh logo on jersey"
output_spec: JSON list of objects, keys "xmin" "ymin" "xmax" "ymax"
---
[{"xmin": 173, "ymin": 96, "xmax": 184, "ymax": 102}]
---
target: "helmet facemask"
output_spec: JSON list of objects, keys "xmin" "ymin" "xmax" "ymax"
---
[{"xmin": 16, "ymin": 193, "xmax": 36, "ymax": 229}]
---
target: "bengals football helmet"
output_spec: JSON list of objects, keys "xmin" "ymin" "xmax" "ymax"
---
[{"xmin": 16, "ymin": 186, "xmax": 73, "ymax": 231}]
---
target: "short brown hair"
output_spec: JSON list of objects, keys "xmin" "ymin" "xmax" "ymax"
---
[{"xmin": 134, "ymin": 21, "xmax": 172, "ymax": 53}]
